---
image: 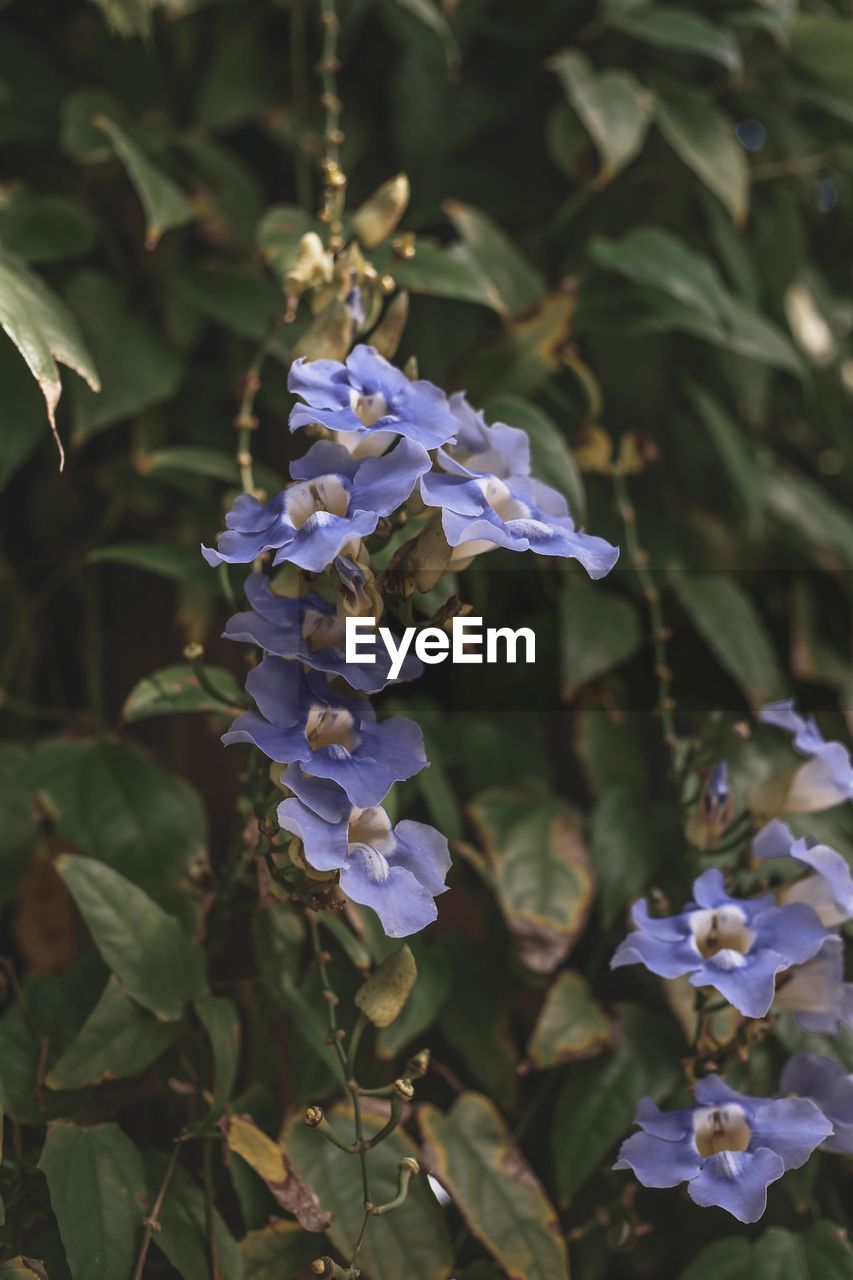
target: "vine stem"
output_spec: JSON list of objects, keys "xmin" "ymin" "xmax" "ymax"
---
[
  {"xmin": 307, "ymin": 913, "xmax": 373, "ymax": 1274},
  {"xmin": 317, "ymin": 0, "xmax": 345, "ymax": 246},
  {"xmin": 132, "ymin": 1142, "xmax": 181, "ymax": 1280},
  {"xmin": 612, "ymin": 467, "xmax": 681, "ymax": 773}
]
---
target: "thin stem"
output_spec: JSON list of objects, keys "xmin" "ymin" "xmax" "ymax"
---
[
  {"xmin": 291, "ymin": 0, "xmax": 312, "ymax": 210},
  {"xmin": 132, "ymin": 1143, "xmax": 181, "ymax": 1280},
  {"xmin": 612, "ymin": 468, "xmax": 681, "ymax": 773},
  {"xmin": 318, "ymin": 0, "xmax": 345, "ymax": 245}
]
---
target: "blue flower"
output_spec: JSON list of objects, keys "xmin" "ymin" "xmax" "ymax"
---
[
  {"xmin": 419, "ymin": 470, "xmax": 619, "ymax": 576},
  {"xmin": 614, "ymin": 1075, "xmax": 832, "ymax": 1222},
  {"xmin": 773, "ymin": 938, "xmax": 853, "ymax": 1034},
  {"xmin": 753, "ymin": 818, "xmax": 853, "ymax": 926},
  {"xmin": 278, "ymin": 794, "xmax": 450, "ymax": 937},
  {"xmin": 781, "ymin": 1052, "xmax": 853, "ymax": 1155},
  {"xmin": 688, "ymin": 762, "xmax": 734, "ymax": 849},
  {"xmin": 202, "ymin": 438, "xmax": 430, "ymax": 571},
  {"xmin": 436, "ymin": 393, "xmax": 531, "ymax": 481},
  {"xmin": 417, "ymin": 391, "xmax": 618, "ymax": 575},
  {"xmin": 222, "ymin": 657, "xmax": 427, "ymax": 808},
  {"xmin": 611, "ymin": 868, "xmax": 831, "ymax": 1018},
  {"xmin": 288, "ymin": 345, "xmax": 458, "ymax": 452},
  {"xmin": 223, "ymin": 572, "xmax": 421, "ymax": 694},
  {"xmin": 761, "ymin": 699, "xmax": 853, "ymax": 811}
]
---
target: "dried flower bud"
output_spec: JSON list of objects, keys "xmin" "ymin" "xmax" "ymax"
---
[
  {"xmin": 574, "ymin": 423, "xmax": 614, "ymax": 474},
  {"xmin": 352, "ymin": 173, "xmax": 411, "ymax": 248},
  {"xmin": 304, "ymin": 1106, "xmax": 324, "ymax": 1128},
  {"xmin": 285, "ymin": 231, "xmax": 334, "ymax": 297},
  {"xmin": 405, "ymin": 1048, "xmax": 430, "ymax": 1079},
  {"xmin": 393, "ymin": 1078, "xmax": 415, "ymax": 1101}
]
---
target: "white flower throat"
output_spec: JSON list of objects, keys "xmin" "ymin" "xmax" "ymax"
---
[
  {"xmin": 691, "ymin": 906, "xmax": 755, "ymax": 963},
  {"xmin": 351, "ymin": 389, "xmax": 388, "ymax": 427},
  {"xmin": 694, "ymin": 1105, "xmax": 751, "ymax": 1160},
  {"xmin": 287, "ymin": 477, "xmax": 349, "ymax": 529},
  {"xmin": 305, "ymin": 705, "xmax": 358, "ymax": 752}
]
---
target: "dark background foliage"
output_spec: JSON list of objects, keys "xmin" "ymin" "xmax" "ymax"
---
[{"xmin": 2, "ymin": 0, "xmax": 853, "ymax": 1277}]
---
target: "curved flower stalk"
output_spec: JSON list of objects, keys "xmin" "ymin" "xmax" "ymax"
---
[
  {"xmin": 207, "ymin": 343, "xmax": 618, "ymax": 937},
  {"xmin": 615, "ymin": 1075, "xmax": 832, "ymax": 1222}
]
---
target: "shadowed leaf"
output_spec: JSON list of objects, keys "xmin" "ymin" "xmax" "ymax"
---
[
  {"xmin": 524, "ymin": 972, "xmax": 613, "ymax": 1071},
  {"xmin": 419, "ymin": 1093, "xmax": 569, "ymax": 1280},
  {"xmin": 46, "ymin": 976, "xmax": 179, "ymax": 1089}
]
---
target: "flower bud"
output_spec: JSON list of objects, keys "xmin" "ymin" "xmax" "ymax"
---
[
  {"xmin": 285, "ymin": 231, "xmax": 334, "ymax": 296},
  {"xmin": 352, "ymin": 174, "xmax": 410, "ymax": 248},
  {"xmin": 304, "ymin": 1106, "xmax": 324, "ymax": 1128},
  {"xmin": 686, "ymin": 762, "xmax": 734, "ymax": 850},
  {"xmin": 393, "ymin": 1078, "xmax": 415, "ymax": 1101}
]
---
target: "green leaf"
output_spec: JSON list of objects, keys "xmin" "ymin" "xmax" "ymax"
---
[
  {"xmin": 145, "ymin": 1152, "xmax": 243, "ymax": 1280},
  {"xmin": 140, "ymin": 445, "xmax": 282, "ymax": 492},
  {"xmin": 468, "ymin": 788, "xmax": 593, "ymax": 973},
  {"xmin": 790, "ymin": 19, "xmax": 853, "ymax": 90},
  {"xmin": 39, "ymin": 1122, "xmax": 147, "ymax": 1280},
  {"xmin": 590, "ymin": 225, "xmax": 729, "ymax": 324},
  {"xmin": 485, "ymin": 393, "xmax": 587, "ymax": 524},
  {"xmin": 612, "ymin": 9, "xmax": 742, "ymax": 73},
  {"xmin": 256, "ymin": 204, "xmax": 314, "ymax": 282},
  {"xmin": 57, "ymin": 855, "xmax": 206, "ymax": 1021},
  {"xmin": 355, "ymin": 945, "xmax": 417, "ymax": 1028},
  {"xmin": 122, "ymin": 664, "xmax": 243, "ymax": 722},
  {"xmin": 0, "ymin": 193, "xmax": 97, "ymax": 263},
  {"xmin": 240, "ymin": 1220, "xmax": 319, "ymax": 1280},
  {"xmin": 655, "ymin": 86, "xmax": 748, "ymax": 224},
  {"xmin": 173, "ymin": 265, "xmax": 281, "ymax": 342},
  {"xmin": 551, "ymin": 49, "xmax": 653, "ymax": 182},
  {"xmin": 438, "ymin": 939, "xmax": 518, "ymax": 1110},
  {"xmin": 0, "ymin": 247, "xmax": 100, "ymax": 467},
  {"xmin": 0, "ymin": 335, "xmax": 50, "ymax": 486},
  {"xmin": 0, "ymin": 745, "xmax": 39, "ymax": 900},
  {"xmin": 87, "ymin": 543, "xmax": 211, "ymax": 584},
  {"xmin": 559, "ymin": 578, "xmax": 641, "ymax": 700},
  {"xmin": 591, "ymin": 785, "xmax": 677, "ymax": 925},
  {"xmin": 284, "ymin": 1101, "xmax": 454, "ymax": 1280},
  {"xmin": 461, "ymin": 292, "xmax": 576, "ymax": 399},
  {"xmin": 392, "ymin": 240, "xmax": 507, "ymax": 314},
  {"xmin": 671, "ymin": 573, "xmax": 785, "ymax": 711},
  {"xmin": 554, "ymin": 1004, "xmax": 682, "ymax": 1203},
  {"xmin": 66, "ymin": 272, "xmax": 182, "ymax": 441},
  {"xmin": 757, "ymin": 463, "xmax": 853, "ymax": 570},
  {"xmin": 195, "ymin": 993, "xmax": 240, "ymax": 1118},
  {"xmin": 27, "ymin": 737, "xmax": 208, "ymax": 895},
  {"xmin": 685, "ymin": 383, "xmax": 760, "ymax": 520},
  {"xmin": 752, "ymin": 1223, "xmax": 853, "ymax": 1278},
  {"xmin": 525, "ymin": 971, "xmax": 612, "ymax": 1070},
  {"xmin": 0, "ymin": 956, "xmax": 105, "ymax": 1122},
  {"xmin": 93, "ymin": 113, "xmax": 194, "ymax": 247},
  {"xmin": 376, "ymin": 941, "xmax": 451, "ymax": 1060},
  {"xmin": 443, "ymin": 201, "xmax": 545, "ymax": 317},
  {"xmin": 419, "ymin": 1093, "xmax": 569, "ymax": 1280},
  {"xmin": 89, "ymin": 0, "xmax": 153, "ymax": 38},
  {"xmin": 586, "ymin": 228, "xmax": 801, "ymax": 373},
  {"xmin": 678, "ymin": 1238, "xmax": 752, "ymax": 1280},
  {"xmin": 388, "ymin": 0, "xmax": 459, "ymax": 69},
  {"xmin": 45, "ymin": 976, "xmax": 179, "ymax": 1090}
]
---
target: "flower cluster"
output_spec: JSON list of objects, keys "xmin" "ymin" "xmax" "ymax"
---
[
  {"xmin": 613, "ymin": 699, "xmax": 853, "ymax": 1219},
  {"xmin": 205, "ymin": 345, "xmax": 618, "ymax": 936}
]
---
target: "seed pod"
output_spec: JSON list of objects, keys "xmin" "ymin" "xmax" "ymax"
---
[{"xmin": 352, "ymin": 174, "xmax": 411, "ymax": 248}]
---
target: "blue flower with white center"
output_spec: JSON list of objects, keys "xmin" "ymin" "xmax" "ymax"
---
[
  {"xmin": 419, "ymin": 470, "xmax": 619, "ymax": 577},
  {"xmin": 222, "ymin": 657, "xmax": 427, "ymax": 808},
  {"xmin": 201, "ymin": 438, "xmax": 430, "ymax": 572},
  {"xmin": 223, "ymin": 572, "xmax": 421, "ymax": 694},
  {"xmin": 753, "ymin": 818, "xmax": 853, "ymax": 926},
  {"xmin": 288, "ymin": 344, "xmax": 458, "ymax": 453},
  {"xmin": 436, "ymin": 393, "xmax": 531, "ymax": 481},
  {"xmin": 278, "ymin": 795, "xmax": 450, "ymax": 937},
  {"xmin": 614, "ymin": 1075, "xmax": 832, "ymax": 1223},
  {"xmin": 611, "ymin": 868, "xmax": 831, "ymax": 1018},
  {"xmin": 773, "ymin": 938, "xmax": 853, "ymax": 1034},
  {"xmin": 781, "ymin": 1052, "xmax": 853, "ymax": 1155},
  {"xmin": 761, "ymin": 698, "xmax": 853, "ymax": 811}
]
